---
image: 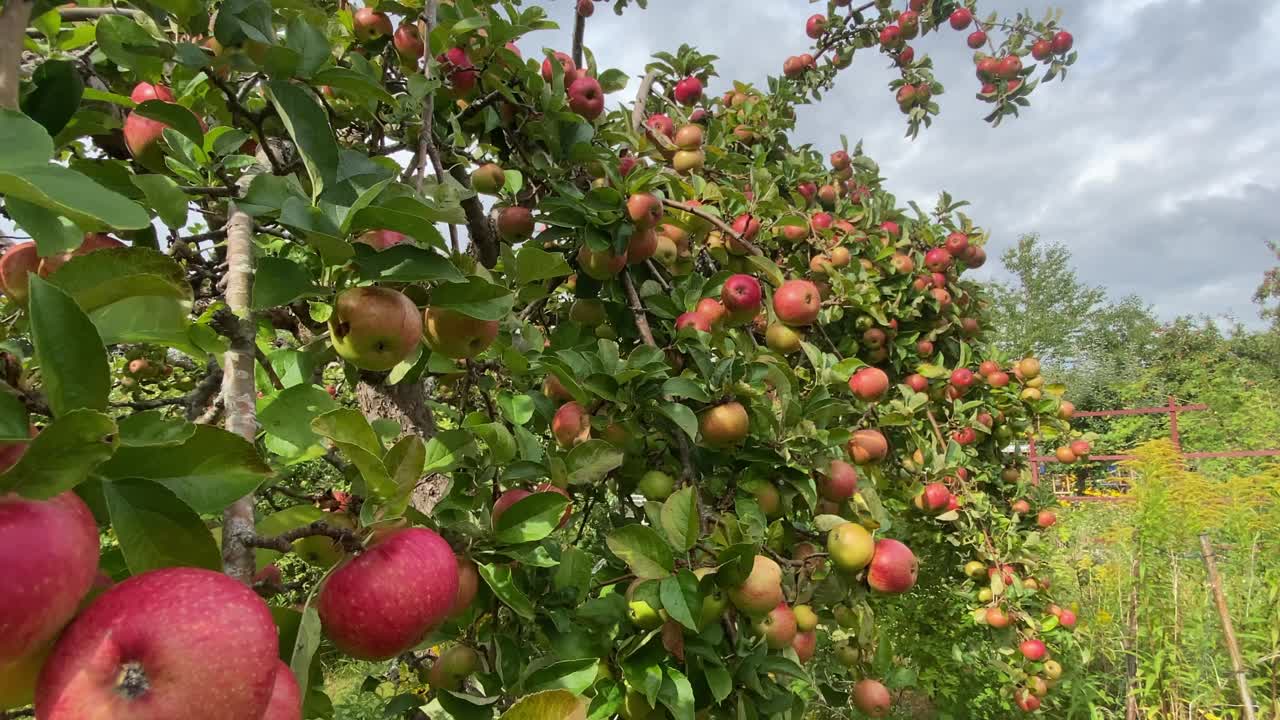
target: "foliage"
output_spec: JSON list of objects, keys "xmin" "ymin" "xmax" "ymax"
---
[
  {"xmin": 0, "ymin": 0, "xmax": 1093, "ymax": 719},
  {"xmin": 1048, "ymin": 441, "xmax": 1280, "ymax": 718}
]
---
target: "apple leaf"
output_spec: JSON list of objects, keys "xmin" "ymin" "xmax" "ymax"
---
[
  {"xmin": 422, "ymin": 428, "xmax": 479, "ymax": 474},
  {"xmin": 499, "ymin": 691, "xmax": 586, "ymax": 720},
  {"xmin": 565, "ymin": 439, "xmax": 623, "ymax": 486},
  {"xmin": 311, "ymin": 408, "xmax": 382, "ymax": 456},
  {"xmin": 251, "ymin": 256, "xmax": 324, "ymax": 310},
  {"xmin": 431, "ymin": 277, "xmax": 515, "ymax": 321},
  {"xmin": 97, "ymin": 425, "xmax": 272, "ymax": 514},
  {"xmin": 289, "ymin": 602, "xmax": 324, "ymax": 703},
  {"xmin": 350, "ymin": 244, "xmax": 464, "ymax": 284},
  {"xmin": 522, "ymin": 657, "xmax": 600, "ymax": 695},
  {"xmin": 28, "ymin": 276, "xmax": 111, "ymax": 416},
  {"xmin": 268, "ymin": 79, "xmax": 339, "ymax": 200},
  {"xmin": 104, "ymin": 477, "xmax": 221, "ymax": 574},
  {"xmin": 606, "ymin": 524, "xmax": 674, "ymax": 579},
  {"xmin": 658, "ymin": 667, "xmax": 696, "ymax": 720},
  {"xmin": 478, "ymin": 562, "xmax": 536, "ymax": 619},
  {"xmin": 0, "ymin": 391, "xmax": 30, "ymax": 441},
  {"xmin": 659, "ymin": 571, "xmax": 702, "ymax": 631},
  {"xmin": 714, "ymin": 543, "xmax": 756, "ymax": 587},
  {"xmin": 494, "ymin": 491, "xmax": 570, "ymax": 545},
  {"xmin": 660, "ymin": 487, "xmax": 699, "ymax": 553},
  {"xmin": 259, "ymin": 385, "xmax": 339, "ymax": 456},
  {"xmin": 118, "ymin": 410, "xmax": 196, "ymax": 447},
  {"xmin": 5, "ymin": 196, "xmax": 82, "ymax": 258},
  {"xmin": 552, "ymin": 545, "xmax": 592, "ymax": 604},
  {"xmin": 513, "ymin": 245, "xmax": 572, "ymax": 286},
  {"xmin": 45, "ymin": 247, "xmax": 193, "ymax": 313},
  {"xmin": 658, "ymin": 402, "xmax": 698, "ymax": 441},
  {"xmin": 0, "ymin": 409, "xmax": 117, "ymax": 499}
]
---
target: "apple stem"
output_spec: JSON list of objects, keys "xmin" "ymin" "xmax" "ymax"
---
[
  {"xmin": 660, "ymin": 199, "xmax": 763, "ymax": 257},
  {"xmin": 114, "ymin": 661, "xmax": 150, "ymax": 700}
]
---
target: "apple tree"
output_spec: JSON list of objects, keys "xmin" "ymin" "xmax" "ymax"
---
[{"xmin": 0, "ymin": 0, "xmax": 1088, "ymax": 718}]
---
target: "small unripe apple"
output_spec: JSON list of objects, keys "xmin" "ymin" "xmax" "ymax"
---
[
  {"xmin": 496, "ymin": 206, "xmax": 535, "ymax": 240},
  {"xmin": 638, "ymin": 470, "xmax": 675, "ymax": 501},
  {"xmin": 471, "ymin": 163, "xmax": 505, "ymax": 194}
]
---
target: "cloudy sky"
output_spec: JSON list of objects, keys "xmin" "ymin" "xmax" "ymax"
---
[{"xmin": 539, "ymin": 0, "xmax": 1280, "ymax": 328}]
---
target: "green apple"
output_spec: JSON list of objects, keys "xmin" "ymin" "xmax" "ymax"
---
[{"xmin": 638, "ymin": 470, "xmax": 675, "ymax": 501}]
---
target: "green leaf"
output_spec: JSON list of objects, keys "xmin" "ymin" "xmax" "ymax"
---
[
  {"xmin": 514, "ymin": 245, "xmax": 572, "ymax": 285},
  {"xmin": 133, "ymin": 100, "xmax": 204, "ymax": 146},
  {"xmin": 290, "ymin": 603, "xmax": 323, "ymax": 703},
  {"xmin": 659, "ymin": 571, "xmax": 702, "ymax": 630},
  {"xmin": 745, "ymin": 255, "xmax": 785, "ymax": 288},
  {"xmin": 95, "ymin": 15, "xmax": 173, "ymax": 77},
  {"xmin": 350, "ymin": 244, "xmax": 463, "ymax": 283},
  {"xmin": 431, "ymin": 277, "xmax": 514, "ymax": 321},
  {"xmin": 422, "ymin": 428, "xmax": 478, "ymax": 473},
  {"xmin": 311, "ymin": 408, "xmax": 382, "ymax": 456},
  {"xmin": 46, "ymin": 247, "xmax": 192, "ymax": 312},
  {"xmin": 251, "ymin": 256, "xmax": 323, "ymax": 310},
  {"xmin": 104, "ymin": 478, "xmax": 221, "ymax": 574},
  {"xmin": 495, "ymin": 491, "xmax": 570, "ymax": 545},
  {"xmin": 384, "ymin": 434, "xmax": 426, "ymax": 494},
  {"xmin": 88, "ymin": 295, "xmax": 192, "ymax": 350},
  {"xmin": 697, "ymin": 657, "xmax": 733, "ymax": 704},
  {"xmin": 499, "ymin": 691, "xmax": 585, "ymax": 720},
  {"xmin": 97, "ymin": 425, "xmax": 272, "ymax": 514},
  {"xmin": 497, "ymin": 393, "xmax": 535, "ymax": 426},
  {"xmin": 523, "ymin": 657, "xmax": 600, "ymax": 695},
  {"xmin": 0, "ymin": 163, "xmax": 149, "ymax": 231},
  {"xmin": 478, "ymin": 563, "xmax": 536, "ymax": 619},
  {"xmin": 130, "ymin": 175, "xmax": 191, "ymax": 228},
  {"xmin": 660, "ymin": 378, "xmax": 710, "ymax": 403},
  {"xmin": 21, "ymin": 60, "xmax": 83, "ymax": 138},
  {"xmin": 658, "ymin": 402, "xmax": 698, "ymax": 440},
  {"xmin": 28, "ymin": 276, "xmax": 110, "ymax": 415},
  {"xmin": 310, "ymin": 68, "xmax": 396, "ymax": 105},
  {"xmin": 267, "ymin": 80, "xmax": 339, "ymax": 200},
  {"xmin": 660, "ymin": 487, "xmax": 699, "ymax": 552},
  {"xmin": 0, "ymin": 409, "xmax": 117, "ymax": 499},
  {"xmin": 0, "ymin": 392, "xmax": 30, "ymax": 441},
  {"xmin": 118, "ymin": 410, "xmax": 196, "ymax": 447},
  {"xmin": 0, "ymin": 109, "xmax": 55, "ymax": 168},
  {"xmin": 469, "ymin": 421, "xmax": 516, "ymax": 464},
  {"xmin": 4, "ymin": 196, "xmax": 81, "ymax": 258},
  {"xmin": 253, "ymin": 503, "xmax": 326, "ymax": 567},
  {"xmin": 259, "ymin": 385, "xmax": 339, "ymax": 455},
  {"xmin": 606, "ymin": 524, "xmax": 675, "ymax": 579},
  {"xmin": 715, "ymin": 543, "xmax": 756, "ymax": 587},
  {"xmin": 285, "ymin": 15, "xmax": 331, "ymax": 78},
  {"xmin": 658, "ymin": 667, "xmax": 696, "ymax": 720},
  {"xmin": 553, "ymin": 545, "xmax": 592, "ymax": 603},
  {"xmin": 565, "ymin": 439, "xmax": 624, "ymax": 486}
]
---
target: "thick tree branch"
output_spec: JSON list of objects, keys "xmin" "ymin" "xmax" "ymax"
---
[
  {"xmin": 571, "ymin": 9, "xmax": 586, "ymax": 68},
  {"xmin": 220, "ymin": 204, "xmax": 259, "ymax": 584},
  {"xmin": 185, "ymin": 358, "xmax": 224, "ymax": 421},
  {"xmin": 446, "ymin": 161, "xmax": 499, "ymax": 268},
  {"xmin": 0, "ymin": 0, "xmax": 34, "ymax": 109},
  {"xmin": 246, "ymin": 520, "xmax": 363, "ymax": 555},
  {"xmin": 620, "ymin": 270, "xmax": 656, "ymax": 347},
  {"xmin": 630, "ymin": 70, "xmax": 658, "ymax": 134}
]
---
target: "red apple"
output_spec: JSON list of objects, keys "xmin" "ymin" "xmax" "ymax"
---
[
  {"xmin": 492, "ymin": 489, "xmax": 532, "ymax": 528},
  {"xmin": 673, "ymin": 76, "xmax": 703, "ymax": 105},
  {"xmin": 496, "ymin": 206, "xmax": 535, "ymax": 240},
  {"xmin": 849, "ymin": 367, "xmax": 890, "ymax": 402},
  {"xmin": 0, "ymin": 242, "xmax": 41, "ymax": 303},
  {"xmin": 392, "ymin": 24, "xmax": 424, "ymax": 63},
  {"xmin": 1031, "ymin": 38, "xmax": 1052, "ymax": 61},
  {"xmin": 318, "ymin": 528, "xmax": 459, "ymax": 660},
  {"xmin": 847, "ymin": 429, "xmax": 889, "ymax": 464},
  {"xmin": 36, "ymin": 568, "xmax": 278, "ymax": 720},
  {"xmin": 355, "ymin": 229, "xmax": 409, "ymax": 250},
  {"xmin": 439, "ymin": 47, "xmax": 477, "ymax": 93},
  {"xmin": 867, "ymin": 538, "xmax": 918, "ymax": 593},
  {"xmin": 1051, "ymin": 30, "xmax": 1074, "ymax": 54},
  {"xmin": 541, "ymin": 51, "xmax": 578, "ymax": 84},
  {"xmin": 552, "ymin": 401, "xmax": 591, "ymax": 448},
  {"xmin": 904, "ymin": 373, "xmax": 928, "ymax": 393},
  {"xmin": 853, "ymin": 679, "xmax": 892, "ymax": 718},
  {"xmin": 627, "ymin": 193, "xmax": 664, "ymax": 230},
  {"xmin": 353, "ymin": 7, "xmax": 392, "ymax": 42},
  {"xmin": 968, "ymin": 30, "xmax": 988, "ymax": 48},
  {"xmin": 949, "ymin": 7, "xmax": 972, "ymax": 29},
  {"xmin": 260, "ymin": 662, "xmax": 302, "ymax": 720},
  {"xmin": 675, "ymin": 311, "xmax": 712, "ymax": 333},
  {"xmin": 805, "ymin": 13, "xmax": 827, "ymax": 38},
  {"xmin": 950, "ymin": 368, "xmax": 975, "ymax": 389},
  {"xmin": 773, "ymin": 279, "xmax": 821, "ymax": 326},
  {"xmin": 819, "ymin": 459, "xmax": 858, "ymax": 502},
  {"xmin": 915, "ymin": 482, "xmax": 952, "ymax": 514},
  {"xmin": 879, "ymin": 24, "xmax": 902, "ymax": 49},
  {"xmin": 567, "ymin": 76, "xmax": 604, "ymax": 119},
  {"xmin": 328, "ymin": 287, "xmax": 422, "ymax": 371},
  {"xmin": 645, "ymin": 113, "xmax": 675, "ymax": 138},
  {"xmin": 720, "ymin": 274, "xmax": 762, "ymax": 319},
  {"xmin": 1020, "ymin": 638, "xmax": 1047, "ymax": 662},
  {"xmin": 1059, "ymin": 609, "xmax": 1077, "ymax": 628}
]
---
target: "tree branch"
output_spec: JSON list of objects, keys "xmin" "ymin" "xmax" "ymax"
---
[
  {"xmin": 246, "ymin": 520, "xmax": 363, "ymax": 555},
  {"xmin": 571, "ymin": 8, "xmax": 586, "ymax": 68},
  {"xmin": 620, "ymin": 270, "xmax": 657, "ymax": 347},
  {"xmin": 661, "ymin": 199, "xmax": 763, "ymax": 257},
  {"xmin": 220, "ymin": 204, "xmax": 260, "ymax": 584},
  {"xmin": 446, "ymin": 161, "xmax": 499, "ymax": 268},
  {"xmin": 0, "ymin": 0, "xmax": 34, "ymax": 109},
  {"xmin": 630, "ymin": 70, "xmax": 658, "ymax": 134}
]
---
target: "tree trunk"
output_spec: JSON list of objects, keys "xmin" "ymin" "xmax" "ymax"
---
[
  {"xmin": 220, "ymin": 205, "xmax": 258, "ymax": 584},
  {"xmin": 0, "ymin": 0, "xmax": 34, "ymax": 109},
  {"xmin": 354, "ymin": 375, "xmax": 450, "ymax": 514}
]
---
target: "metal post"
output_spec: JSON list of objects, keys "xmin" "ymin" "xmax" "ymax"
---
[{"xmin": 1198, "ymin": 533, "xmax": 1257, "ymax": 720}]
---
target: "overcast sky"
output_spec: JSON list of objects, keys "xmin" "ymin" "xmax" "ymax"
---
[{"xmin": 540, "ymin": 0, "xmax": 1280, "ymax": 329}]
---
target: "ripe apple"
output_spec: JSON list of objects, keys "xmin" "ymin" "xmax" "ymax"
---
[
  {"xmin": 765, "ymin": 323, "xmax": 803, "ymax": 354},
  {"xmin": 673, "ymin": 124, "xmax": 704, "ymax": 150},
  {"xmin": 1018, "ymin": 357, "xmax": 1042, "ymax": 378},
  {"xmin": 867, "ymin": 538, "xmax": 918, "ymax": 593},
  {"xmin": 950, "ymin": 368, "xmax": 975, "ymax": 390},
  {"xmin": 881, "ymin": 220, "xmax": 901, "ymax": 238},
  {"xmin": 988, "ymin": 370, "xmax": 1011, "ymax": 387},
  {"xmin": 355, "ymin": 229, "xmax": 409, "ymax": 250},
  {"xmin": 329, "ymin": 287, "xmax": 422, "ymax": 371},
  {"xmin": 1020, "ymin": 638, "xmax": 1047, "ymax": 662},
  {"xmin": 793, "ymin": 605, "xmax": 818, "ymax": 632},
  {"xmin": 576, "ymin": 245, "xmax": 626, "ymax": 280},
  {"xmin": 540, "ymin": 51, "xmax": 578, "ymax": 84},
  {"xmin": 924, "ymin": 247, "xmax": 954, "ymax": 273},
  {"xmin": 728, "ymin": 555, "xmax": 783, "ymax": 617},
  {"xmin": 392, "ymin": 24, "xmax": 424, "ymax": 64},
  {"xmin": 782, "ymin": 55, "xmax": 806, "ymax": 78},
  {"xmin": 638, "ymin": 470, "xmax": 675, "ymax": 501},
  {"xmin": 492, "ymin": 488, "xmax": 531, "ymax": 528},
  {"xmin": 259, "ymin": 662, "xmax": 302, "ymax": 720},
  {"xmin": 353, "ymin": 7, "xmax": 392, "ymax": 42},
  {"xmin": 753, "ymin": 481, "xmax": 782, "ymax": 518},
  {"xmin": 0, "ymin": 242, "xmax": 41, "ymax": 303},
  {"xmin": 1, "ymin": 491, "xmax": 99, "ymax": 707},
  {"xmin": 694, "ymin": 297, "xmax": 727, "ymax": 327},
  {"xmin": 1012, "ymin": 499, "xmax": 1032, "ymax": 515},
  {"xmin": 773, "ymin": 279, "xmax": 821, "ymax": 326},
  {"xmin": 828, "ymin": 522, "xmax": 875, "ymax": 573},
  {"xmin": 496, "ymin": 206, "xmax": 535, "ymax": 239},
  {"xmin": 450, "ymin": 556, "xmax": 480, "ymax": 617},
  {"xmin": 319, "ymin": 529, "xmax": 458, "ymax": 662},
  {"xmin": 816, "ymin": 184, "xmax": 838, "ymax": 208},
  {"xmin": 986, "ymin": 606, "xmax": 1010, "ymax": 628},
  {"xmin": 1055, "ymin": 446, "xmax": 1077, "ymax": 464},
  {"xmin": 1059, "ymin": 609, "xmax": 1077, "ymax": 628},
  {"xmin": 1069, "ymin": 439, "xmax": 1090, "ymax": 457},
  {"xmin": 1051, "ymin": 30, "xmax": 1074, "ymax": 54},
  {"xmin": 567, "ymin": 76, "xmax": 604, "ymax": 119},
  {"xmin": 626, "ymin": 228, "xmax": 658, "ymax": 264},
  {"xmin": 626, "ymin": 193, "xmax": 663, "ymax": 230},
  {"xmin": 721, "ymin": 273, "xmax": 762, "ymax": 320},
  {"xmin": 426, "ymin": 644, "xmax": 479, "ymax": 691},
  {"xmin": 853, "ymin": 678, "xmax": 892, "ymax": 718},
  {"xmin": 820, "ymin": 459, "xmax": 858, "ymax": 502},
  {"xmin": 792, "ymin": 630, "xmax": 817, "ymax": 663},
  {"xmin": 123, "ymin": 109, "xmax": 170, "ymax": 163},
  {"xmin": 805, "ymin": 13, "xmax": 827, "ymax": 38},
  {"xmin": 904, "ymin": 373, "xmax": 928, "ymax": 393},
  {"xmin": 898, "ymin": 10, "xmax": 920, "ymax": 38},
  {"xmin": 847, "ymin": 428, "xmax": 888, "ymax": 464},
  {"xmin": 753, "ymin": 602, "xmax": 797, "ymax": 650},
  {"xmin": 968, "ymin": 29, "xmax": 988, "ymax": 48},
  {"xmin": 950, "ymin": 7, "xmax": 972, "ymax": 29},
  {"xmin": 470, "ymin": 163, "xmax": 505, "ymax": 195},
  {"xmin": 1037, "ymin": 510, "xmax": 1057, "ymax": 528},
  {"xmin": 797, "ymin": 181, "xmax": 817, "ymax": 203},
  {"xmin": 671, "ymin": 149, "xmax": 704, "ymax": 174},
  {"xmin": 675, "ymin": 311, "xmax": 712, "ymax": 333},
  {"xmin": 1015, "ymin": 688, "xmax": 1041, "ymax": 712},
  {"xmin": 849, "ymin": 367, "xmax": 890, "ymax": 402},
  {"xmin": 673, "ymin": 76, "xmax": 702, "ymax": 105},
  {"xmin": 1043, "ymin": 659, "xmax": 1063, "ymax": 680},
  {"xmin": 699, "ymin": 401, "xmax": 749, "ymax": 446},
  {"xmin": 645, "ymin": 113, "xmax": 675, "ymax": 138},
  {"xmin": 730, "ymin": 213, "xmax": 761, "ymax": 245},
  {"xmin": 879, "ymin": 24, "xmax": 902, "ymax": 49},
  {"xmin": 422, "ymin": 306, "xmax": 499, "ymax": 360},
  {"xmin": 914, "ymin": 482, "xmax": 952, "ymax": 514},
  {"xmin": 36, "ymin": 568, "xmax": 278, "ymax": 720},
  {"xmin": 552, "ymin": 401, "xmax": 591, "ymax": 448}
]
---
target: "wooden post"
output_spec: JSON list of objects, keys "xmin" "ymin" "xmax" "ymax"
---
[
  {"xmin": 1124, "ymin": 549, "xmax": 1141, "ymax": 720},
  {"xmin": 1028, "ymin": 436, "xmax": 1039, "ymax": 486},
  {"xmin": 1199, "ymin": 533, "xmax": 1257, "ymax": 720},
  {"xmin": 1168, "ymin": 395, "xmax": 1181, "ymax": 454}
]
